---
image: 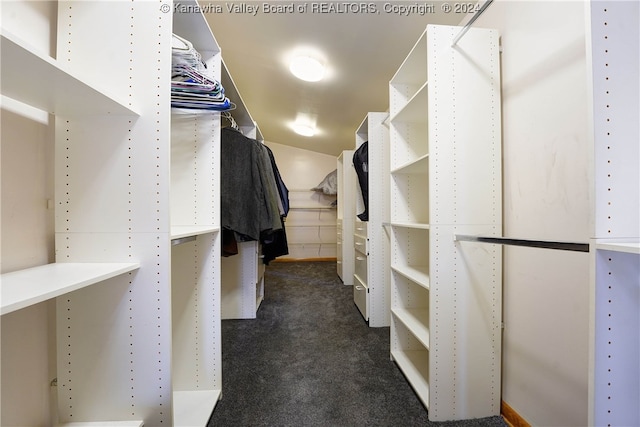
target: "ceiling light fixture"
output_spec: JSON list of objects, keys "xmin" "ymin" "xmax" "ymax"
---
[
  {"xmin": 292, "ymin": 122, "xmax": 316, "ymax": 137},
  {"xmin": 289, "ymin": 55, "xmax": 325, "ymax": 82}
]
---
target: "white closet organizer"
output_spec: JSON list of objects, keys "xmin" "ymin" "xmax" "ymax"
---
[
  {"xmin": 1, "ymin": 1, "xmax": 225, "ymax": 425},
  {"xmin": 336, "ymin": 150, "xmax": 356, "ymax": 285},
  {"xmin": 285, "ymin": 190, "xmax": 337, "ymax": 260},
  {"xmin": 588, "ymin": 3, "xmax": 640, "ymax": 426},
  {"xmin": 171, "ymin": 4, "xmax": 223, "ymax": 425},
  {"xmin": 388, "ymin": 25, "xmax": 502, "ymax": 421},
  {"xmin": 353, "ymin": 113, "xmax": 390, "ymax": 326},
  {"xmin": 220, "ymin": 61, "xmax": 266, "ymax": 320}
]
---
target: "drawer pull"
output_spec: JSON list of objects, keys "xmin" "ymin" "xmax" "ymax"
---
[
  {"xmin": 356, "ymin": 256, "xmax": 366, "ymax": 261},
  {"xmin": 355, "ymin": 242, "xmax": 363, "ymax": 246},
  {"xmin": 355, "ymin": 285, "xmax": 365, "ymax": 291}
]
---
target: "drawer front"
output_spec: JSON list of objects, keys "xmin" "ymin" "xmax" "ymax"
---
[
  {"xmin": 354, "ymin": 234, "xmax": 368, "ymax": 255},
  {"xmin": 354, "ymin": 220, "xmax": 368, "ymax": 237},
  {"xmin": 354, "ymin": 250, "xmax": 368, "ymax": 286},
  {"xmin": 353, "ymin": 274, "xmax": 368, "ymax": 321}
]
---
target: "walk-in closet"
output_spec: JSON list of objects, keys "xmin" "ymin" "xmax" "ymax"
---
[{"xmin": 2, "ymin": 1, "xmax": 638, "ymax": 426}]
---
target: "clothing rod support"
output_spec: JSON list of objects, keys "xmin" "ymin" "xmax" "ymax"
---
[
  {"xmin": 454, "ymin": 234, "xmax": 590, "ymax": 253},
  {"xmin": 452, "ymin": 0, "xmax": 494, "ymax": 46}
]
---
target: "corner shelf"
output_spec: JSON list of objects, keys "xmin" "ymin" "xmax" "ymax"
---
[{"xmin": 1, "ymin": 262, "xmax": 139, "ymax": 316}]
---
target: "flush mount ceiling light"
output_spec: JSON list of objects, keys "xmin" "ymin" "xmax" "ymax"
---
[
  {"xmin": 291, "ymin": 122, "xmax": 316, "ymax": 137},
  {"xmin": 289, "ymin": 55, "xmax": 325, "ymax": 82}
]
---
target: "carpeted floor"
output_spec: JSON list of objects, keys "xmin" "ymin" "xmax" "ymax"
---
[{"xmin": 208, "ymin": 261, "xmax": 507, "ymax": 427}]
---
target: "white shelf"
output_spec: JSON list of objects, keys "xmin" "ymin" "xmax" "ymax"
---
[
  {"xmin": 391, "ymin": 349, "xmax": 430, "ymax": 408},
  {"xmin": 173, "ymin": 389, "xmax": 221, "ymax": 427},
  {"xmin": 390, "ymin": 82, "xmax": 428, "ymax": 123},
  {"xmin": 595, "ymin": 241, "xmax": 640, "ymax": 254},
  {"xmin": 1, "ymin": 262, "xmax": 140, "ymax": 316},
  {"xmin": 390, "ymin": 154, "xmax": 428, "ymax": 175},
  {"xmin": 58, "ymin": 422, "xmax": 143, "ymax": 427},
  {"xmin": 389, "ymin": 221, "xmax": 430, "ymax": 230},
  {"xmin": 391, "ymin": 264, "xmax": 430, "ymax": 289},
  {"xmin": 392, "ymin": 308, "xmax": 430, "ymax": 349},
  {"xmin": 170, "ymin": 225, "xmax": 220, "ymax": 240},
  {"xmin": 0, "ymin": 30, "xmax": 137, "ymax": 116}
]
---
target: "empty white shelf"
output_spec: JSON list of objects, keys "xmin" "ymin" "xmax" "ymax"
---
[
  {"xmin": 1, "ymin": 262, "xmax": 140, "ymax": 315},
  {"xmin": 173, "ymin": 389, "xmax": 221, "ymax": 427},
  {"xmin": 389, "ymin": 221, "xmax": 430, "ymax": 230},
  {"xmin": 171, "ymin": 225, "xmax": 220, "ymax": 240},
  {"xmin": 596, "ymin": 241, "xmax": 640, "ymax": 254},
  {"xmin": 391, "ymin": 349, "xmax": 430, "ymax": 408},
  {"xmin": 391, "ymin": 264, "xmax": 430, "ymax": 289},
  {"xmin": 0, "ymin": 30, "xmax": 138, "ymax": 116},
  {"xmin": 57, "ymin": 422, "xmax": 143, "ymax": 427},
  {"xmin": 392, "ymin": 308, "xmax": 430, "ymax": 349},
  {"xmin": 390, "ymin": 154, "xmax": 429, "ymax": 175},
  {"xmin": 390, "ymin": 83, "xmax": 429, "ymax": 123}
]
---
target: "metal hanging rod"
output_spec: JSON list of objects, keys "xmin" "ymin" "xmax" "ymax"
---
[
  {"xmin": 171, "ymin": 235, "xmax": 197, "ymax": 246},
  {"xmin": 454, "ymin": 234, "xmax": 590, "ymax": 253},
  {"xmin": 451, "ymin": 0, "xmax": 494, "ymax": 47}
]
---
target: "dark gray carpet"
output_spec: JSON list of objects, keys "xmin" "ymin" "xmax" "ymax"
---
[{"xmin": 208, "ymin": 261, "xmax": 507, "ymax": 427}]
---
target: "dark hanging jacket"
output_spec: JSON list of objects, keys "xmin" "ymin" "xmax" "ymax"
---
[{"xmin": 353, "ymin": 141, "xmax": 369, "ymax": 221}]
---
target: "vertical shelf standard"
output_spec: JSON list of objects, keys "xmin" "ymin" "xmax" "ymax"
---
[
  {"xmin": 588, "ymin": 2, "xmax": 640, "ymax": 426},
  {"xmin": 353, "ymin": 112, "xmax": 391, "ymax": 326},
  {"xmin": 389, "ymin": 25, "xmax": 502, "ymax": 421},
  {"xmin": 337, "ymin": 150, "xmax": 356, "ymax": 285}
]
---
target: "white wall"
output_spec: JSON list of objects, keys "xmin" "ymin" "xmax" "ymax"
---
[
  {"xmin": 472, "ymin": 1, "xmax": 591, "ymax": 425},
  {"xmin": 265, "ymin": 141, "xmax": 338, "ymax": 260}
]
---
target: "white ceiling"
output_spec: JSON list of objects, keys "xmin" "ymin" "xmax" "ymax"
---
[{"xmin": 205, "ymin": 3, "xmax": 465, "ymax": 156}]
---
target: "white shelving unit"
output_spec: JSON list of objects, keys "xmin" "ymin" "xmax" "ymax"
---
[
  {"xmin": 353, "ymin": 113, "xmax": 390, "ymax": 327},
  {"xmin": 388, "ymin": 25, "xmax": 502, "ymax": 421},
  {"xmin": 219, "ymin": 60, "xmax": 266, "ymax": 320},
  {"xmin": 284, "ymin": 190, "xmax": 337, "ymax": 260},
  {"xmin": 588, "ymin": 3, "xmax": 640, "ymax": 426},
  {"xmin": 171, "ymin": 5, "xmax": 224, "ymax": 424},
  {"xmin": 1, "ymin": 1, "xmax": 226, "ymax": 425},
  {"xmin": 336, "ymin": 150, "xmax": 356, "ymax": 285}
]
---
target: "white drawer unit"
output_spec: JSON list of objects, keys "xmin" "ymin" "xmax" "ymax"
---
[
  {"xmin": 354, "ymin": 248, "xmax": 368, "ymax": 286},
  {"xmin": 353, "ymin": 233, "xmax": 368, "ymax": 256},
  {"xmin": 353, "ymin": 274, "xmax": 368, "ymax": 321}
]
